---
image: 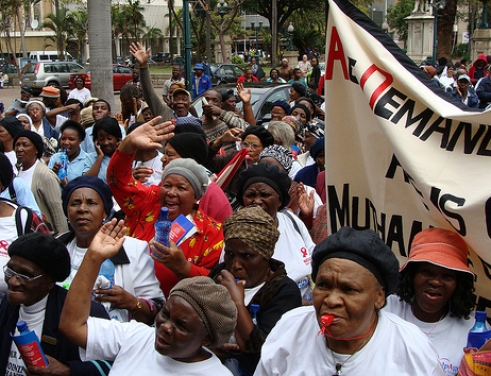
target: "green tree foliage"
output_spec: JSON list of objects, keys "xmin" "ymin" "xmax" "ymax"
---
[
  {"xmin": 387, "ymin": 0, "xmax": 413, "ymax": 48},
  {"xmin": 41, "ymin": 7, "xmax": 75, "ymax": 60}
]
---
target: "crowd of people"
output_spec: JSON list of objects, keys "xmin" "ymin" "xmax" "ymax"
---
[{"xmin": 0, "ymin": 42, "xmax": 485, "ymax": 376}]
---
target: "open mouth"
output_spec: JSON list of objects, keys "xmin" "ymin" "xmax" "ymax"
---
[{"xmin": 423, "ymin": 290, "xmax": 442, "ymax": 302}]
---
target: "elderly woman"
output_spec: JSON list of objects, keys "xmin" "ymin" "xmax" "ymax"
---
[
  {"xmin": 269, "ymin": 100, "xmax": 290, "ymax": 121},
  {"xmin": 59, "ymin": 176, "xmax": 164, "ymax": 323},
  {"xmin": 48, "ymin": 120, "xmax": 93, "ymax": 186},
  {"xmin": 236, "ymin": 163, "xmax": 315, "ymax": 301},
  {"xmin": 210, "ymin": 206, "xmax": 301, "ymax": 375},
  {"xmin": 108, "ymin": 118, "xmax": 224, "ymax": 296},
  {"xmin": 16, "ymin": 113, "xmax": 33, "ymax": 130},
  {"xmin": 255, "ymin": 227, "xmax": 446, "ymax": 375},
  {"xmin": 386, "ymin": 228, "xmax": 475, "ymax": 375},
  {"xmin": 13, "ymin": 130, "xmax": 68, "ymax": 235},
  {"xmin": 25, "ymin": 100, "xmax": 59, "ymax": 141},
  {"xmin": 59, "ymin": 220, "xmax": 237, "ymax": 375}
]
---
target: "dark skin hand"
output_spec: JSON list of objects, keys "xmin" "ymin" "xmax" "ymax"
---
[
  {"xmin": 27, "ymin": 355, "xmax": 69, "ymax": 376},
  {"xmin": 150, "ymin": 240, "xmax": 191, "ymax": 280}
]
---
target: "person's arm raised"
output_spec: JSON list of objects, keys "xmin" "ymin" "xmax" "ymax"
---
[
  {"xmin": 117, "ymin": 116, "xmax": 175, "ymax": 155},
  {"xmin": 59, "ymin": 219, "xmax": 126, "ymax": 349}
]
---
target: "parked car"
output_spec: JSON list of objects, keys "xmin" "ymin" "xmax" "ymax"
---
[
  {"xmin": 68, "ymin": 64, "xmax": 134, "ymax": 92},
  {"xmin": 152, "ymin": 52, "xmax": 172, "ymax": 64},
  {"xmin": 20, "ymin": 61, "xmax": 84, "ymax": 96},
  {"xmin": 209, "ymin": 64, "xmax": 244, "ymax": 86},
  {"xmin": 192, "ymin": 82, "xmax": 324, "ymax": 125}
]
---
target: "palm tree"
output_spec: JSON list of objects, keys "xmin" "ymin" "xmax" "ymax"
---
[
  {"xmin": 122, "ymin": 0, "xmax": 146, "ymax": 43},
  {"xmin": 142, "ymin": 26, "xmax": 164, "ymax": 53},
  {"xmin": 41, "ymin": 7, "xmax": 75, "ymax": 60},
  {"xmin": 71, "ymin": 9, "xmax": 88, "ymax": 64},
  {"xmin": 111, "ymin": 4, "xmax": 127, "ymax": 62}
]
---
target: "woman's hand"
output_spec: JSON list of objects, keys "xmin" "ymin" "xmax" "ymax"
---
[
  {"xmin": 129, "ymin": 42, "xmax": 150, "ymax": 67},
  {"xmin": 87, "ymin": 219, "xmax": 126, "ymax": 260},
  {"xmin": 151, "ymin": 240, "xmax": 191, "ymax": 279},
  {"xmin": 94, "ymin": 285, "xmax": 136, "ymax": 310},
  {"xmin": 210, "ymin": 343, "xmax": 241, "ymax": 361},
  {"xmin": 119, "ymin": 116, "xmax": 174, "ymax": 155},
  {"xmin": 297, "ymin": 183, "xmax": 315, "ymax": 218},
  {"xmin": 27, "ymin": 355, "xmax": 69, "ymax": 376},
  {"xmin": 237, "ymin": 83, "xmax": 251, "ymax": 104},
  {"xmin": 132, "ymin": 166, "xmax": 153, "ymax": 183},
  {"xmin": 217, "ymin": 269, "xmax": 245, "ymax": 306}
]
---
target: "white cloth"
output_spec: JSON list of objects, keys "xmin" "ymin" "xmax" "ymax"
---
[
  {"xmin": 275, "ymin": 212, "xmax": 314, "ymax": 298},
  {"xmin": 82, "ymin": 317, "xmax": 233, "ymax": 375},
  {"xmin": 68, "ymin": 87, "xmax": 92, "ymax": 104},
  {"xmin": 60, "ymin": 236, "xmax": 164, "ymax": 322},
  {"xmin": 133, "ymin": 151, "xmax": 164, "ymax": 187},
  {"xmin": 385, "ymin": 295, "xmax": 474, "ymax": 375},
  {"xmin": 254, "ymin": 306, "xmax": 445, "ymax": 376},
  {"xmin": 0, "ymin": 203, "xmax": 20, "ymax": 298},
  {"xmin": 17, "ymin": 159, "xmax": 39, "ymax": 189},
  {"xmin": 4, "ymin": 150, "xmax": 17, "ymax": 174}
]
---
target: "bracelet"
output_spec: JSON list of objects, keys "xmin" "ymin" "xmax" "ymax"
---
[
  {"xmin": 130, "ymin": 297, "xmax": 142, "ymax": 314},
  {"xmin": 137, "ymin": 297, "xmax": 156, "ymax": 312}
]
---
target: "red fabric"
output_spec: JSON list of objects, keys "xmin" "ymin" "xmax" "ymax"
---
[
  {"xmin": 107, "ymin": 150, "xmax": 224, "ymax": 296},
  {"xmin": 316, "ymin": 170, "xmax": 326, "ymax": 204},
  {"xmin": 237, "ymin": 75, "xmax": 259, "ymax": 83},
  {"xmin": 198, "ymin": 181, "xmax": 232, "ymax": 224}
]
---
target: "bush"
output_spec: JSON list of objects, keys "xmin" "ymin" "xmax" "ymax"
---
[
  {"xmin": 453, "ymin": 43, "xmax": 470, "ymax": 61},
  {"xmin": 231, "ymin": 55, "xmax": 244, "ymax": 64}
]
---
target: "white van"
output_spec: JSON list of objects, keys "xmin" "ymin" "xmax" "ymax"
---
[{"xmin": 28, "ymin": 51, "xmax": 73, "ymax": 62}]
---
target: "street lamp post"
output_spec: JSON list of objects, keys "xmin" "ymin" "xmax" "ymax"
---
[
  {"xmin": 429, "ymin": 0, "xmax": 446, "ymax": 65},
  {"xmin": 251, "ymin": 20, "xmax": 255, "ymax": 54},
  {"xmin": 288, "ymin": 22, "xmax": 294, "ymax": 51},
  {"xmin": 258, "ymin": 20, "xmax": 262, "ymax": 54},
  {"xmin": 479, "ymin": 0, "xmax": 489, "ymax": 29},
  {"xmin": 183, "ymin": 0, "xmax": 192, "ymax": 93}
]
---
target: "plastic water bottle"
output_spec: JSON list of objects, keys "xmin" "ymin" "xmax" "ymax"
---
[
  {"xmin": 154, "ymin": 207, "xmax": 171, "ymax": 247},
  {"xmin": 58, "ymin": 148, "xmax": 68, "ymax": 180},
  {"xmin": 465, "ymin": 310, "xmax": 491, "ymax": 353},
  {"xmin": 11, "ymin": 320, "xmax": 49, "ymax": 367},
  {"xmin": 99, "ymin": 259, "xmax": 115, "ymax": 289},
  {"xmin": 250, "ymin": 304, "xmax": 260, "ymax": 325}
]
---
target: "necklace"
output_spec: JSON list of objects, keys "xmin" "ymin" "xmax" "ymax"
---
[
  {"xmin": 411, "ymin": 306, "xmax": 446, "ymax": 335},
  {"xmin": 330, "ymin": 337, "xmax": 368, "ymax": 376}
]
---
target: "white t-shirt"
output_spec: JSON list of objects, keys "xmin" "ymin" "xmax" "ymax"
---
[
  {"xmin": 60, "ymin": 236, "xmax": 164, "ymax": 322},
  {"xmin": 17, "ymin": 160, "xmax": 39, "ymax": 189},
  {"xmin": 254, "ymin": 306, "xmax": 445, "ymax": 376},
  {"xmin": 82, "ymin": 317, "xmax": 233, "ymax": 376},
  {"xmin": 385, "ymin": 295, "xmax": 474, "ymax": 375},
  {"xmin": 68, "ymin": 87, "xmax": 92, "ymax": 104},
  {"xmin": 0, "ymin": 205, "xmax": 20, "ymax": 298},
  {"xmin": 133, "ymin": 151, "xmax": 164, "ymax": 187}
]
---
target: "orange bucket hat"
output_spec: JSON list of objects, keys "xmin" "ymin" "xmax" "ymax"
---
[{"xmin": 400, "ymin": 228, "xmax": 473, "ymax": 276}]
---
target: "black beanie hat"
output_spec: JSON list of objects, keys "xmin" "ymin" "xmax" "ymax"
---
[
  {"xmin": 240, "ymin": 126, "xmax": 274, "ymax": 148},
  {"xmin": 237, "ymin": 163, "xmax": 291, "ymax": 209},
  {"xmin": 13, "ymin": 130, "xmax": 44, "ymax": 159},
  {"xmin": 0, "ymin": 117, "xmax": 24, "ymax": 138},
  {"xmin": 62, "ymin": 176, "xmax": 114, "ymax": 217},
  {"xmin": 167, "ymin": 133, "xmax": 208, "ymax": 164},
  {"xmin": 0, "ymin": 153, "xmax": 14, "ymax": 192},
  {"xmin": 9, "ymin": 233, "xmax": 71, "ymax": 281}
]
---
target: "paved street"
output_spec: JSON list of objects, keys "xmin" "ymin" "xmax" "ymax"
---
[{"xmin": 0, "ymin": 86, "xmax": 123, "ymax": 114}]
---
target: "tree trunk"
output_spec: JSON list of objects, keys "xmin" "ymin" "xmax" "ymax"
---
[
  {"xmin": 437, "ymin": 0, "xmax": 457, "ymax": 60},
  {"xmin": 88, "ymin": 0, "xmax": 115, "ymax": 111},
  {"xmin": 15, "ymin": 7, "xmax": 27, "ymax": 58}
]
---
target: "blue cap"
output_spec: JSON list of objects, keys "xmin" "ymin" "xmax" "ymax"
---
[{"xmin": 194, "ymin": 63, "xmax": 204, "ymax": 71}]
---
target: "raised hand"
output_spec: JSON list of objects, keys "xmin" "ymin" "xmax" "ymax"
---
[
  {"xmin": 129, "ymin": 42, "xmax": 150, "ymax": 67},
  {"xmin": 87, "ymin": 218, "xmax": 126, "ymax": 260},
  {"xmin": 236, "ymin": 83, "xmax": 251, "ymax": 104},
  {"xmin": 120, "ymin": 116, "xmax": 175, "ymax": 154}
]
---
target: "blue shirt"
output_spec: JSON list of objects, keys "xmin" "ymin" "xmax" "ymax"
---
[
  {"xmin": 87, "ymin": 153, "xmax": 111, "ymax": 184},
  {"xmin": 48, "ymin": 149, "xmax": 94, "ymax": 182},
  {"xmin": 81, "ymin": 124, "xmax": 126, "ymax": 154},
  {"xmin": 0, "ymin": 178, "xmax": 41, "ymax": 217}
]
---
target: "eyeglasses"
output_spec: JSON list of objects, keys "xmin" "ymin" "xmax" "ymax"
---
[
  {"xmin": 241, "ymin": 141, "xmax": 260, "ymax": 150},
  {"xmin": 3, "ymin": 265, "xmax": 44, "ymax": 284}
]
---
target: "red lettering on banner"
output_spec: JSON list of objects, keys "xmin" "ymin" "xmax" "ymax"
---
[
  {"xmin": 360, "ymin": 64, "xmax": 393, "ymax": 109},
  {"xmin": 326, "ymin": 27, "xmax": 348, "ymax": 80}
]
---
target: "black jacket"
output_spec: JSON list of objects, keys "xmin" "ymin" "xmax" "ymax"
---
[{"xmin": 0, "ymin": 286, "xmax": 111, "ymax": 376}]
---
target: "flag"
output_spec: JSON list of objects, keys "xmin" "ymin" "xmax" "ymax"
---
[{"xmin": 324, "ymin": 0, "xmax": 491, "ymax": 306}]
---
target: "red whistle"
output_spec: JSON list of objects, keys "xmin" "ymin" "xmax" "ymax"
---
[{"xmin": 318, "ymin": 314, "xmax": 334, "ymax": 337}]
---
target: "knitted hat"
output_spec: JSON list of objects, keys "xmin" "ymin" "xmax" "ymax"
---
[
  {"xmin": 310, "ymin": 136, "xmax": 325, "ymax": 159},
  {"xmin": 25, "ymin": 100, "xmax": 47, "ymax": 116},
  {"xmin": 271, "ymin": 100, "xmax": 291, "ymax": 116},
  {"xmin": 13, "ymin": 130, "xmax": 44, "ymax": 159},
  {"xmin": 290, "ymin": 103, "xmax": 311, "ymax": 123},
  {"xmin": 223, "ymin": 205, "xmax": 280, "ymax": 260},
  {"xmin": 400, "ymin": 228, "xmax": 473, "ymax": 276},
  {"xmin": 174, "ymin": 117, "xmax": 205, "ymax": 133},
  {"xmin": 0, "ymin": 153, "xmax": 14, "ymax": 191},
  {"xmin": 259, "ymin": 145, "xmax": 293, "ymax": 173},
  {"xmin": 291, "ymin": 82, "xmax": 307, "ymax": 97},
  {"xmin": 169, "ymin": 276, "xmax": 237, "ymax": 347},
  {"xmin": 162, "ymin": 158, "xmax": 208, "ymax": 199},
  {"xmin": 237, "ymin": 163, "xmax": 291, "ymax": 209},
  {"xmin": 240, "ymin": 126, "xmax": 274, "ymax": 148},
  {"xmin": 62, "ymin": 176, "xmax": 114, "ymax": 217},
  {"xmin": 8, "ymin": 233, "xmax": 71, "ymax": 281},
  {"xmin": 0, "ymin": 116, "xmax": 24, "ymax": 138},
  {"xmin": 167, "ymin": 133, "xmax": 208, "ymax": 163},
  {"xmin": 311, "ymin": 227, "xmax": 400, "ymax": 294},
  {"xmin": 40, "ymin": 86, "xmax": 60, "ymax": 98}
]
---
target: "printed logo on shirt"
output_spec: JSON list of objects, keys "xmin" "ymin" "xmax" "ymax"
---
[
  {"xmin": 440, "ymin": 358, "xmax": 458, "ymax": 376},
  {"xmin": 300, "ymin": 247, "xmax": 311, "ymax": 266}
]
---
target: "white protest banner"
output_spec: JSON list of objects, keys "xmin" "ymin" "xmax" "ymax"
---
[{"xmin": 324, "ymin": 0, "xmax": 491, "ymax": 309}]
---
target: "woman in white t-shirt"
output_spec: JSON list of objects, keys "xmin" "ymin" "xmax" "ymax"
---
[
  {"xmin": 68, "ymin": 75, "xmax": 92, "ymax": 104},
  {"xmin": 386, "ymin": 227, "xmax": 475, "ymax": 376},
  {"xmin": 59, "ymin": 222, "xmax": 237, "ymax": 376}
]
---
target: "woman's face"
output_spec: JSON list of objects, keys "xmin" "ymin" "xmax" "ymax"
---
[
  {"xmin": 60, "ymin": 128, "xmax": 82, "ymax": 158},
  {"xmin": 14, "ymin": 137, "xmax": 38, "ymax": 166},
  {"xmin": 96, "ymin": 129, "xmax": 119, "ymax": 157},
  {"xmin": 17, "ymin": 115, "xmax": 32, "ymax": 130},
  {"xmin": 154, "ymin": 295, "xmax": 208, "ymax": 361},
  {"xmin": 67, "ymin": 187, "xmax": 107, "ymax": 241},
  {"xmin": 271, "ymin": 106, "xmax": 287, "ymax": 121},
  {"xmin": 0, "ymin": 125, "xmax": 13, "ymax": 147},
  {"xmin": 241, "ymin": 134, "xmax": 263, "ymax": 164},
  {"xmin": 313, "ymin": 258, "xmax": 384, "ymax": 341},
  {"xmin": 298, "ymin": 100, "xmax": 315, "ymax": 119},
  {"xmin": 270, "ymin": 70, "xmax": 279, "ymax": 80},
  {"xmin": 160, "ymin": 174, "xmax": 197, "ymax": 221},
  {"xmin": 242, "ymin": 182, "xmax": 281, "ymax": 218},
  {"xmin": 291, "ymin": 108, "xmax": 307, "ymax": 125},
  {"xmin": 160, "ymin": 143, "xmax": 181, "ymax": 169},
  {"xmin": 222, "ymin": 96, "xmax": 236, "ymax": 112},
  {"xmin": 411, "ymin": 262, "xmax": 457, "ymax": 321},
  {"xmin": 446, "ymin": 67, "xmax": 455, "ymax": 78},
  {"xmin": 289, "ymin": 87, "xmax": 301, "ymax": 102},
  {"xmin": 224, "ymin": 238, "xmax": 271, "ymax": 288},
  {"xmin": 75, "ymin": 78, "xmax": 84, "ymax": 90},
  {"xmin": 28, "ymin": 104, "xmax": 44, "ymax": 122}
]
